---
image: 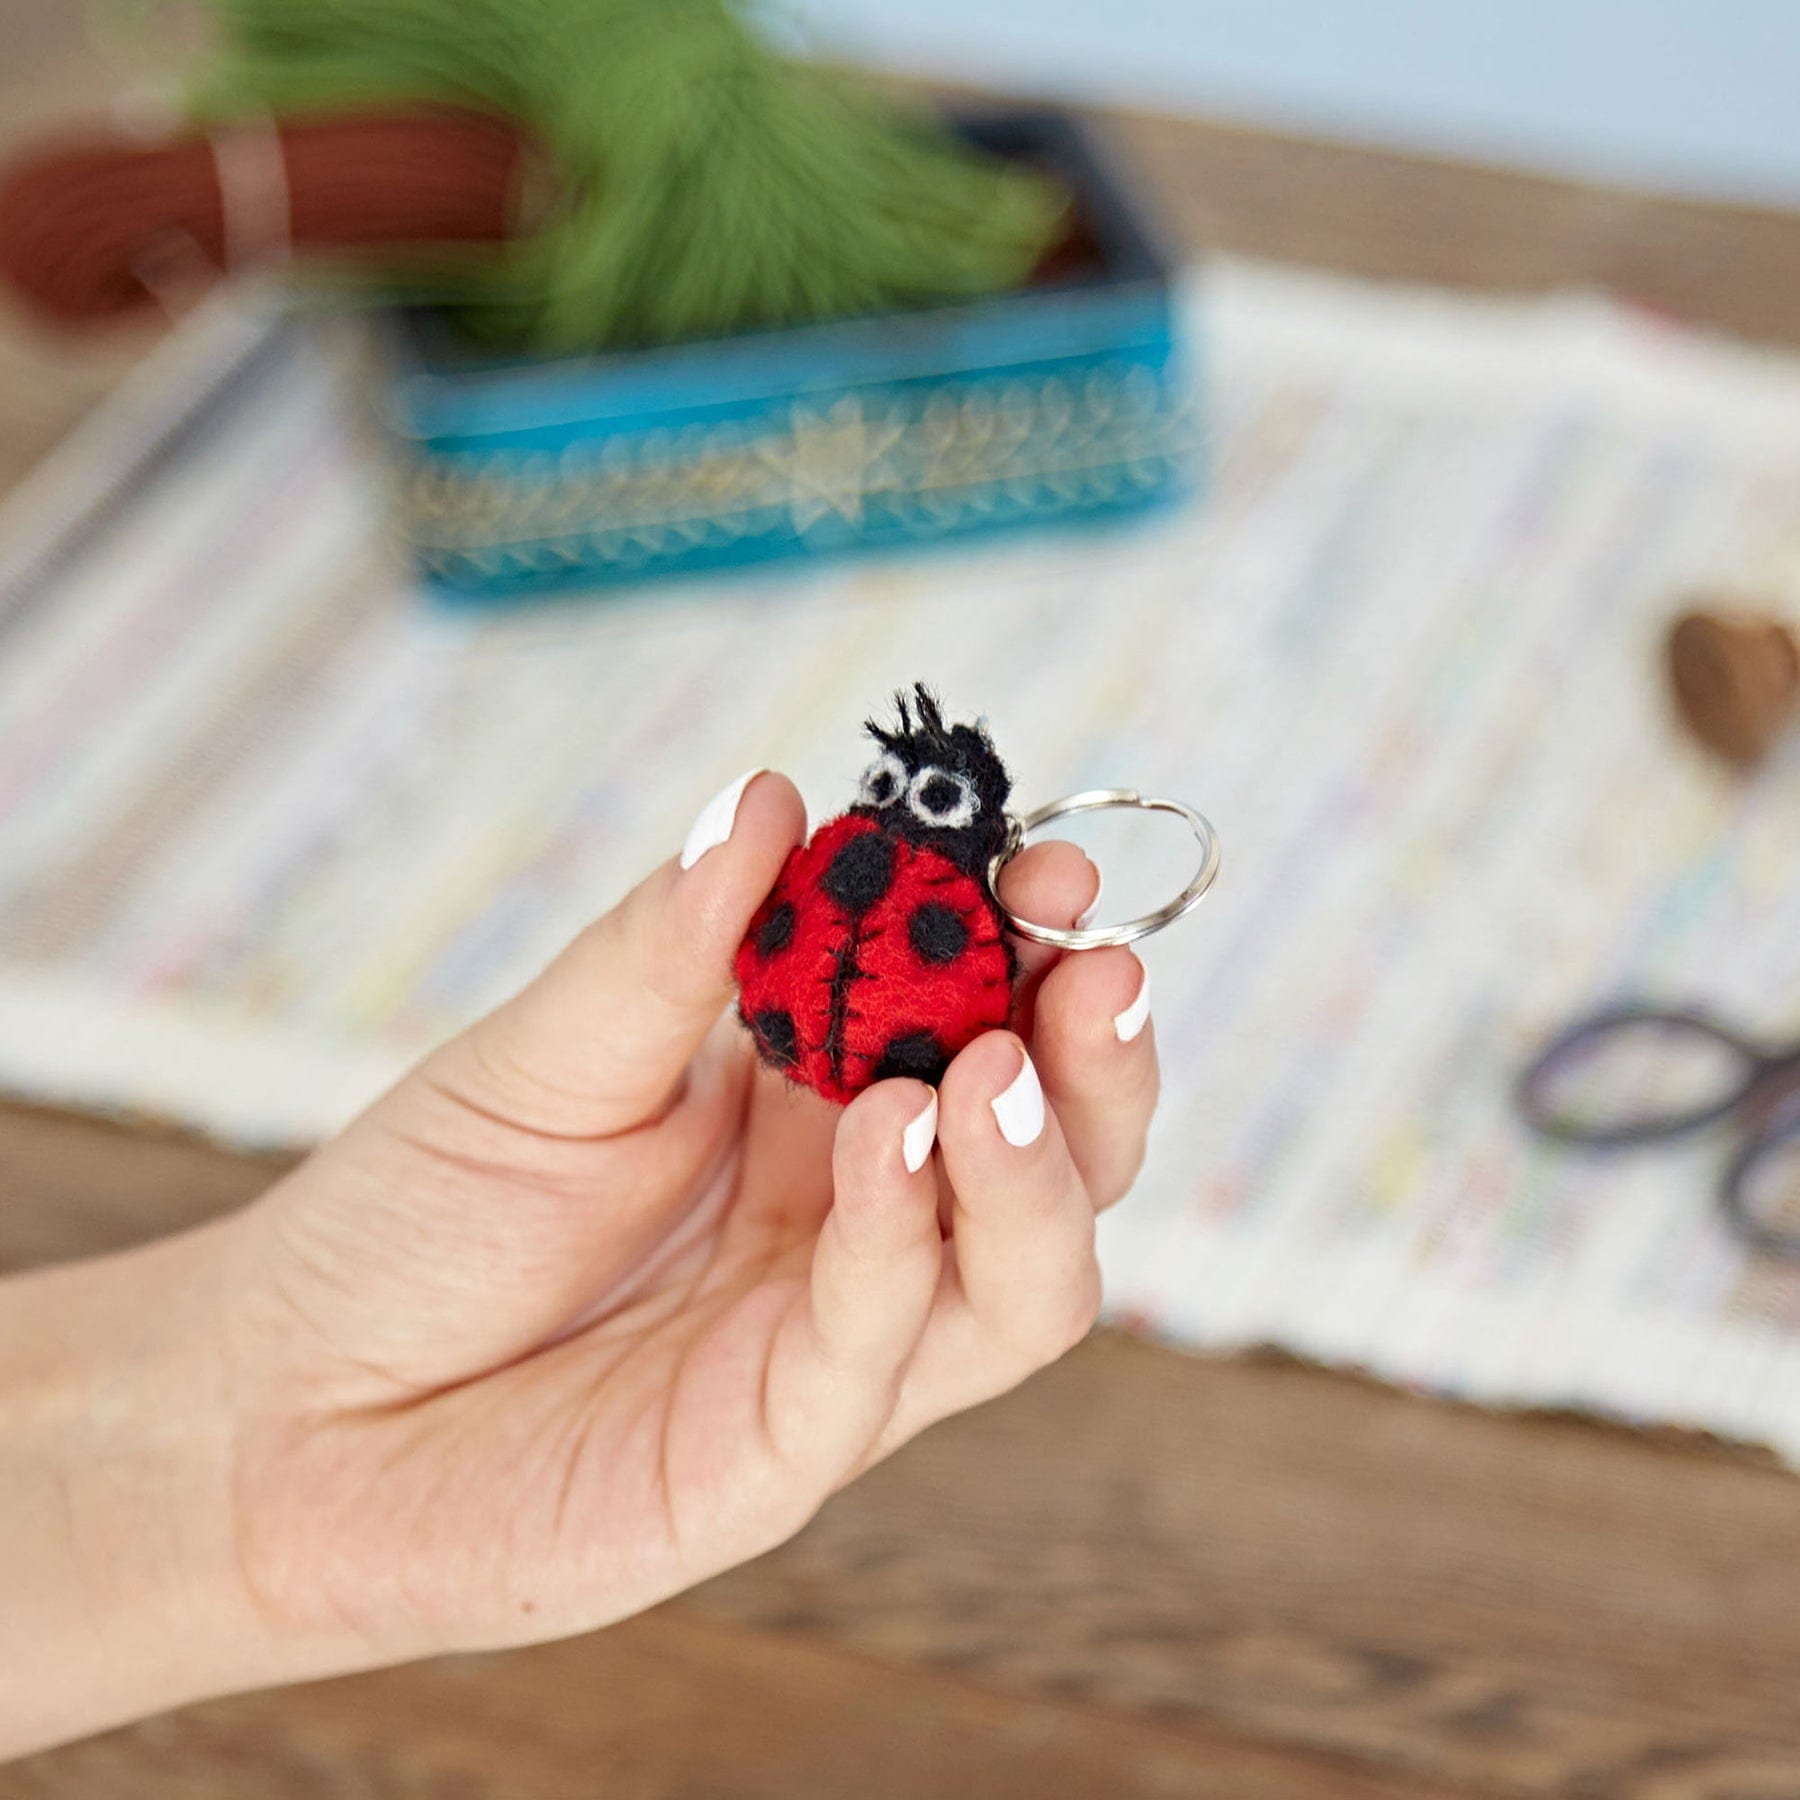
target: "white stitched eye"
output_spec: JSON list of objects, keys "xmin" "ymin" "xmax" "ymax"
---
[
  {"xmin": 906, "ymin": 765, "xmax": 978, "ymax": 829},
  {"xmin": 858, "ymin": 752, "xmax": 907, "ymax": 808}
]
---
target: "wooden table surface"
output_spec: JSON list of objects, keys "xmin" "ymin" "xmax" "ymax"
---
[{"xmin": 5, "ymin": 8, "xmax": 1800, "ymax": 1795}]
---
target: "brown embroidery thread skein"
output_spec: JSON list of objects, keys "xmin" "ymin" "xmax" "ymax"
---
[{"xmin": 0, "ymin": 107, "xmax": 532, "ymax": 327}]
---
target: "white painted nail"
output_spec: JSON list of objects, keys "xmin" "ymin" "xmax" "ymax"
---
[
  {"xmin": 1113, "ymin": 963, "xmax": 1152, "ymax": 1043},
  {"xmin": 1076, "ymin": 867, "xmax": 1104, "ymax": 930},
  {"xmin": 901, "ymin": 1090, "xmax": 939, "ymax": 1173},
  {"xmin": 679, "ymin": 769, "xmax": 761, "ymax": 871},
  {"xmin": 990, "ymin": 1049, "xmax": 1045, "ymax": 1148}
]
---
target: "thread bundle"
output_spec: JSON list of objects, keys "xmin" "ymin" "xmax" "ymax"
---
[
  {"xmin": 0, "ymin": 109, "xmax": 529, "ymax": 326},
  {"xmin": 0, "ymin": 0, "xmax": 1066, "ymax": 351}
]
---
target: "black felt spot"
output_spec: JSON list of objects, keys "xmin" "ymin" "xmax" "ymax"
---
[
  {"xmin": 754, "ymin": 900, "xmax": 797, "ymax": 958},
  {"xmin": 908, "ymin": 900, "xmax": 969, "ymax": 965},
  {"xmin": 823, "ymin": 831, "xmax": 895, "ymax": 914},
  {"xmin": 873, "ymin": 1029, "xmax": 950, "ymax": 1086},
  {"xmin": 750, "ymin": 1007, "xmax": 799, "ymax": 1068}
]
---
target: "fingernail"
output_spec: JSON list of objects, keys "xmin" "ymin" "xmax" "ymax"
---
[
  {"xmin": 679, "ymin": 770, "xmax": 761, "ymax": 871},
  {"xmin": 1076, "ymin": 867, "xmax": 1104, "ymax": 930},
  {"xmin": 901, "ymin": 1090, "xmax": 939, "ymax": 1173},
  {"xmin": 990, "ymin": 1048, "xmax": 1045, "ymax": 1147},
  {"xmin": 1113, "ymin": 962, "xmax": 1152, "ymax": 1043}
]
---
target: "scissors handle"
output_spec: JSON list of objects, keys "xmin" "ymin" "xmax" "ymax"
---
[
  {"xmin": 1516, "ymin": 1003, "xmax": 1769, "ymax": 1148},
  {"xmin": 1723, "ymin": 1093, "xmax": 1800, "ymax": 1262}
]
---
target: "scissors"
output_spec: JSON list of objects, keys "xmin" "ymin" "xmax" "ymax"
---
[{"xmin": 1516, "ymin": 1003, "xmax": 1800, "ymax": 1261}]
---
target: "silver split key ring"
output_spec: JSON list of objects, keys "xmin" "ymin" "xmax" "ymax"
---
[{"xmin": 987, "ymin": 789, "xmax": 1222, "ymax": 950}]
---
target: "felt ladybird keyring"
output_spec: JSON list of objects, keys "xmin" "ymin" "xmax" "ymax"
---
[
  {"xmin": 735, "ymin": 685, "xmax": 1224, "ymax": 1105},
  {"xmin": 736, "ymin": 686, "xmax": 1017, "ymax": 1103}
]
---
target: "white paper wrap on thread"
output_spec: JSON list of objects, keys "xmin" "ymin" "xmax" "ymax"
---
[{"xmin": 4, "ymin": 263, "xmax": 1800, "ymax": 1458}]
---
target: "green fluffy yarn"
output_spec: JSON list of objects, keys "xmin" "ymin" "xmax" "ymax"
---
[{"xmin": 190, "ymin": 0, "xmax": 1066, "ymax": 352}]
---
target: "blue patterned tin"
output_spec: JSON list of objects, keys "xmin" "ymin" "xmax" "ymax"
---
[{"xmin": 379, "ymin": 111, "xmax": 1193, "ymax": 600}]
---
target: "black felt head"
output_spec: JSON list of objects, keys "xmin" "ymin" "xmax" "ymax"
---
[{"xmin": 854, "ymin": 684, "xmax": 1012, "ymax": 876}]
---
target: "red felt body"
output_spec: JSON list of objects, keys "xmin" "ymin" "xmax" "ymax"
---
[{"xmin": 736, "ymin": 811, "xmax": 1013, "ymax": 1104}]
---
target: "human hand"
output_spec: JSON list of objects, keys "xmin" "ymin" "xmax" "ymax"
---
[{"xmin": 3, "ymin": 770, "xmax": 1160, "ymax": 1748}]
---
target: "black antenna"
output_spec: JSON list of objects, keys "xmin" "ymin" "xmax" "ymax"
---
[{"xmin": 863, "ymin": 684, "xmax": 986, "ymax": 761}]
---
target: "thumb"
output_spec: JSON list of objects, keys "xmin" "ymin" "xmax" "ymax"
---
[{"xmin": 431, "ymin": 769, "xmax": 806, "ymax": 1138}]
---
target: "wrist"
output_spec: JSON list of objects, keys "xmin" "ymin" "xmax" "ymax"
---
[{"xmin": 0, "ymin": 1223, "xmax": 285, "ymax": 1757}]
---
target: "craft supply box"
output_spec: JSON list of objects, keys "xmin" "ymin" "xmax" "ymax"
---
[{"xmin": 378, "ymin": 111, "xmax": 1193, "ymax": 600}]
